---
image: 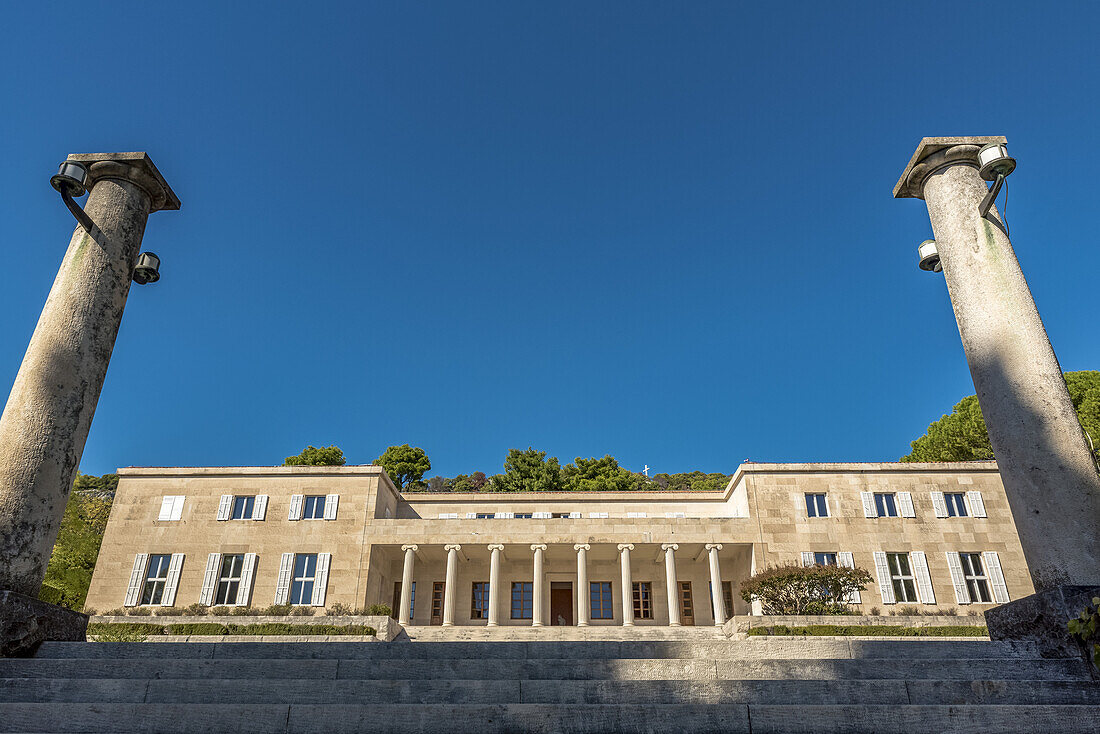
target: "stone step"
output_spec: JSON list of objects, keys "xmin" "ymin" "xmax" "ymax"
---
[
  {"xmin": 399, "ymin": 626, "xmax": 728, "ymax": 641},
  {"xmin": 4, "ymin": 677, "xmax": 1100, "ymax": 706},
  {"xmin": 33, "ymin": 638, "xmax": 1042, "ymax": 660},
  {"xmin": 1, "ymin": 703, "xmax": 1099, "ymax": 734},
  {"xmin": 2, "ymin": 657, "xmax": 1088, "ymax": 681}
]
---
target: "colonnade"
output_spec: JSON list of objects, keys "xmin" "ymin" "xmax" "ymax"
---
[{"xmin": 396, "ymin": 542, "xmax": 728, "ymax": 627}]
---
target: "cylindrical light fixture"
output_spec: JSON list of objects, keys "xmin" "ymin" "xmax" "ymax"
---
[
  {"xmin": 917, "ymin": 239, "xmax": 942, "ymax": 272},
  {"xmin": 133, "ymin": 252, "xmax": 161, "ymax": 284},
  {"xmin": 50, "ymin": 161, "xmax": 90, "ymax": 197},
  {"xmin": 978, "ymin": 143, "xmax": 1016, "ymax": 181}
]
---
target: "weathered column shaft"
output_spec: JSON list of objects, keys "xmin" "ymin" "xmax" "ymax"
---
[
  {"xmin": 897, "ymin": 138, "xmax": 1100, "ymax": 588},
  {"xmin": 618, "ymin": 544, "xmax": 634, "ymax": 626},
  {"xmin": 531, "ymin": 544, "xmax": 546, "ymax": 627},
  {"xmin": 487, "ymin": 544, "xmax": 503, "ymax": 626},
  {"xmin": 442, "ymin": 544, "xmax": 459, "ymax": 626},
  {"xmin": 398, "ymin": 545, "xmax": 417, "ymax": 625},
  {"xmin": 707, "ymin": 544, "xmax": 726, "ymax": 625},
  {"xmin": 663, "ymin": 544, "xmax": 680, "ymax": 626},
  {"xmin": 574, "ymin": 544, "xmax": 590, "ymax": 626}
]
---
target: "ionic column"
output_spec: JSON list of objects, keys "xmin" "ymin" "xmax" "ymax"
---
[
  {"xmin": 706, "ymin": 543, "xmax": 726, "ymax": 625},
  {"xmin": 531, "ymin": 544, "xmax": 547, "ymax": 626},
  {"xmin": 574, "ymin": 544, "xmax": 590, "ymax": 626},
  {"xmin": 399, "ymin": 544, "xmax": 417, "ymax": 626},
  {"xmin": 662, "ymin": 543, "xmax": 681, "ymax": 626},
  {"xmin": 618, "ymin": 543, "xmax": 635, "ymax": 626},
  {"xmin": 442, "ymin": 544, "xmax": 460, "ymax": 626},
  {"xmin": 487, "ymin": 544, "xmax": 504, "ymax": 626}
]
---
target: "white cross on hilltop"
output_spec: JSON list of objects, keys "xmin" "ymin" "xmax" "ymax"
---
[{"xmin": 643, "ymin": 465, "xmax": 650, "ymax": 477}]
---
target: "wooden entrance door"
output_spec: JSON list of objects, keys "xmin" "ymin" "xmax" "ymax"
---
[
  {"xmin": 550, "ymin": 582, "xmax": 573, "ymax": 625},
  {"xmin": 430, "ymin": 582, "xmax": 445, "ymax": 625},
  {"xmin": 679, "ymin": 581, "xmax": 695, "ymax": 626},
  {"xmin": 391, "ymin": 582, "xmax": 401, "ymax": 619}
]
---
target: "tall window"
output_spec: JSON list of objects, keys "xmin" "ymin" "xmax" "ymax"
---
[
  {"xmin": 511, "ymin": 582, "xmax": 533, "ymax": 619},
  {"xmin": 214, "ymin": 554, "xmax": 244, "ymax": 605},
  {"xmin": 141, "ymin": 554, "xmax": 172, "ymax": 605},
  {"xmin": 959, "ymin": 553, "xmax": 992, "ymax": 602},
  {"xmin": 814, "ymin": 552, "xmax": 838, "ymax": 566},
  {"xmin": 513, "ymin": 513, "xmax": 533, "ymax": 519},
  {"xmin": 289, "ymin": 553, "xmax": 318, "ymax": 605},
  {"xmin": 302, "ymin": 496, "xmax": 326, "ymax": 519},
  {"xmin": 886, "ymin": 553, "xmax": 918, "ymax": 602},
  {"xmin": 590, "ymin": 582, "xmax": 614, "ymax": 619},
  {"xmin": 632, "ymin": 582, "xmax": 653, "ymax": 620},
  {"xmin": 874, "ymin": 493, "xmax": 898, "ymax": 517},
  {"xmin": 231, "ymin": 496, "xmax": 255, "ymax": 520},
  {"xmin": 471, "ymin": 582, "xmax": 490, "ymax": 619},
  {"xmin": 430, "ymin": 582, "xmax": 445, "ymax": 624},
  {"xmin": 805, "ymin": 494, "xmax": 828, "ymax": 518},
  {"xmin": 945, "ymin": 493, "xmax": 968, "ymax": 517},
  {"xmin": 708, "ymin": 581, "xmax": 735, "ymax": 618},
  {"xmin": 475, "ymin": 513, "xmax": 495, "ymax": 519}
]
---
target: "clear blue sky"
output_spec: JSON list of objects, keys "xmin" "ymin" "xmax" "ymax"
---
[{"xmin": 2, "ymin": 2, "xmax": 1098, "ymax": 478}]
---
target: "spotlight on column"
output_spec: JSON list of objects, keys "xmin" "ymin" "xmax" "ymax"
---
[
  {"xmin": 132, "ymin": 252, "xmax": 161, "ymax": 284},
  {"xmin": 917, "ymin": 240, "xmax": 942, "ymax": 272},
  {"xmin": 977, "ymin": 143, "xmax": 1016, "ymax": 218},
  {"xmin": 50, "ymin": 160, "xmax": 95, "ymax": 232}
]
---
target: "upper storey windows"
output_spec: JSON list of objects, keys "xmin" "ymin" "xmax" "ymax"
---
[{"xmin": 217, "ymin": 495, "xmax": 267, "ymax": 521}]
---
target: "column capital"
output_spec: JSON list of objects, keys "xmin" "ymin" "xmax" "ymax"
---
[
  {"xmin": 661, "ymin": 543, "xmax": 679, "ymax": 552},
  {"xmin": 67, "ymin": 152, "xmax": 181, "ymax": 212},
  {"xmin": 617, "ymin": 543, "xmax": 635, "ymax": 552},
  {"xmin": 487, "ymin": 543, "xmax": 505, "ymax": 552},
  {"xmin": 444, "ymin": 544, "xmax": 461, "ymax": 552},
  {"xmin": 574, "ymin": 543, "xmax": 590, "ymax": 552},
  {"xmin": 530, "ymin": 543, "xmax": 547, "ymax": 552},
  {"xmin": 893, "ymin": 136, "xmax": 1006, "ymax": 200},
  {"xmin": 401, "ymin": 544, "xmax": 419, "ymax": 552},
  {"xmin": 705, "ymin": 543, "xmax": 723, "ymax": 552}
]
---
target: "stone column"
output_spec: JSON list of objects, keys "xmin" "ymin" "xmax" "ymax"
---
[
  {"xmin": 618, "ymin": 543, "xmax": 635, "ymax": 626},
  {"xmin": 895, "ymin": 137, "xmax": 1100, "ymax": 589},
  {"xmin": 574, "ymin": 544, "xmax": 590, "ymax": 626},
  {"xmin": 487, "ymin": 544, "xmax": 504, "ymax": 626},
  {"xmin": 442, "ymin": 544, "xmax": 460, "ymax": 626},
  {"xmin": 0, "ymin": 153, "xmax": 179, "ymax": 596},
  {"xmin": 706, "ymin": 543, "xmax": 726, "ymax": 625},
  {"xmin": 531, "ymin": 544, "xmax": 547, "ymax": 626},
  {"xmin": 662, "ymin": 544, "xmax": 681, "ymax": 626},
  {"xmin": 399, "ymin": 545, "xmax": 417, "ymax": 625}
]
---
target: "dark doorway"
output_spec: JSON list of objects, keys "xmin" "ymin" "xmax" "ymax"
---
[
  {"xmin": 550, "ymin": 582, "xmax": 573, "ymax": 625},
  {"xmin": 679, "ymin": 581, "xmax": 695, "ymax": 626},
  {"xmin": 430, "ymin": 582, "xmax": 445, "ymax": 625}
]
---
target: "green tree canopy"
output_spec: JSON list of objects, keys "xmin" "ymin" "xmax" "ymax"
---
[
  {"xmin": 376, "ymin": 444, "xmax": 431, "ymax": 489},
  {"xmin": 903, "ymin": 370, "xmax": 1100, "ymax": 462},
  {"xmin": 41, "ymin": 473, "xmax": 116, "ymax": 611},
  {"xmin": 490, "ymin": 448, "xmax": 564, "ymax": 492},
  {"xmin": 284, "ymin": 445, "xmax": 346, "ymax": 466},
  {"xmin": 562, "ymin": 454, "xmax": 637, "ymax": 492}
]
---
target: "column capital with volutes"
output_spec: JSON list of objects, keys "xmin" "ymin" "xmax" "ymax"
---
[
  {"xmin": 617, "ymin": 543, "xmax": 635, "ymax": 552},
  {"xmin": 487, "ymin": 544, "xmax": 505, "ymax": 552},
  {"xmin": 705, "ymin": 543, "xmax": 722, "ymax": 552},
  {"xmin": 530, "ymin": 544, "xmax": 547, "ymax": 552},
  {"xmin": 574, "ymin": 543, "xmax": 590, "ymax": 552},
  {"xmin": 661, "ymin": 543, "xmax": 678, "ymax": 552},
  {"xmin": 401, "ymin": 544, "xmax": 419, "ymax": 552},
  {"xmin": 444, "ymin": 544, "xmax": 461, "ymax": 552}
]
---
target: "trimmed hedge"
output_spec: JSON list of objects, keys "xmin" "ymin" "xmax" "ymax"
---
[
  {"xmin": 87, "ymin": 623, "xmax": 167, "ymax": 636},
  {"xmin": 88, "ymin": 623, "xmax": 376, "ymax": 637},
  {"xmin": 746, "ymin": 624, "xmax": 987, "ymax": 637}
]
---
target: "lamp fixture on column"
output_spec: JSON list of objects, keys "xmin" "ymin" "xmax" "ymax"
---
[
  {"xmin": 917, "ymin": 240, "xmax": 942, "ymax": 272},
  {"xmin": 977, "ymin": 143, "xmax": 1016, "ymax": 218},
  {"xmin": 50, "ymin": 161, "xmax": 94, "ymax": 232},
  {"xmin": 132, "ymin": 252, "xmax": 161, "ymax": 285}
]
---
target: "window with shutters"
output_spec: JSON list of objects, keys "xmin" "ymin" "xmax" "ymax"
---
[
  {"xmin": 471, "ymin": 582, "xmax": 490, "ymax": 619},
  {"xmin": 140, "ymin": 555, "xmax": 172, "ymax": 605},
  {"xmin": 590, "ymin": 582, "xmax": 614, "ymax": 619},
  {"xmin": 289, "ymin": 554, "xmax": 318, "ymax": 605},
  {"xmin": 805, "ymin": 494, "xmax": 828, "ymax": 518},
  {"xmin": 475, "ymin": 513, "xmax": 496, "ymax": 519},
  {"xmin": 959, "ymin": 553, "xmax": 992, "ymax": 602},
  {"xmin": 874, "ymin": 493, "xmax": 898, "ymax": 517},
  {"xmin": 513, "ymin": 513, "xmax": 533, "ymax": 519},
  {"xmin": 231, "ymin": 496, "xmax": 255, "ymax": 520},
  {"xmin": 214, "ymin": 554, "xmax": 244, "ymax": 605},
  {"xmin": 814, "ymin": 552, "xmax": 838, "ymax": 566},
  {"xmin": 887, "ymin": 553, "xmax": 918, "ymax": 602},
  {"xmin": 551, "ymin": 512, "xmax": 571, "ymax": 519},
  {"xmin": 511, "ymin": 582, "xmax": 533, "ymax": 619},
  {"xmin": 301, "ymin": 495, "xmax": 326, "ymax": 519},
  {"xmin": 945, "ymin": 493, "xmax": 968, "ymax": 517},
  {"xmin": 632, "ymin": 582, "xmax": 653, "ymax": 619}
]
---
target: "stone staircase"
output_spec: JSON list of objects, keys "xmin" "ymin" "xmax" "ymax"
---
[{"xmin": 2, "ymin": 636, "xmax": 1099, "ymax": 733}]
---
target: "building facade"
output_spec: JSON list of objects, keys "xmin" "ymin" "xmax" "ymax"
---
[{"xmin": 84, "ymin": 462, "xmax": 1033, "ymax": 626}]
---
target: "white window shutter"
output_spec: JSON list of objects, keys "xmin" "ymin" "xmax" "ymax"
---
[
  {"xmin": 822, "ymin": 495, "xmax": 831, "ymax": 518},
  {"xmin": 569, "ymin": 511, "xmax": 582, "ymax": 518},
  {"xmin": 171, "ymin": 495, "xmax": 185, "ymax": 521},
  {"xmin": 967, "ymin": 491, "xmax": 987, "ymax": 518},
  {"xmin": 437, "ymin": 512, "xmax": 451, "ymax": 519},
  {"xmin": 837, "ymin": 552, "xmax": 861, "ymax": 603},
  {"xmin": 931, "ymin": 491, "xmax": 948, "ymax": 518},
  {"xmin": 898, "ymin": 492, "xmax": 915, "ymax": 518},
  {"xmin": 199, "ymin": 553, "xmax": 220, "ymax": 606},
  {"xmin": 910, "ymin": 551, "xmax": 936, "ymax": 604},
  {"xmin": 274, "ymin": 553, "xmax": 294, "ymax": 604},
  {"xmin": 533, "ymin": 511, "xmax": 551, "ymax": 519},
  {"xmin": 238, "ymin": 553, "xmax": 258, "ymax": 606},
  {"xmin": 801, "ymin": 552, "xmax": 815, "ymax": 567},
  {"xmin": 124, "ymin": 554, "xmax": 149, "ymax": 607},
  {"xmin": 465, "ymin": 512, "xmax": 477, "ymax": 519},
  {"xmin": 288, "ymin": 495, "xmax": 303, "ymax": 521},
  {"xmin": 324, "ymin": 494, "xmax": 339, "ymax": 520},
  {"xmin": 497, "ymin": 512, "xmax": 513, "ymax": 519},
  {"xmin": 873, "ymin": 551, "xmax": 895, "ymax": 604},
  {"xmin": 161, "ymin": 554, "xmax": 185, "ymax": 607},
  {"xmin": 946, "ymin": 552, "xmax": 970, "ymax": 604},
  {"xmin": 861, "ymin": 492, "xmax": 876, "ymax": 518},
  {"xmin": 217, "ymin": 495, "xmax": 232, "ymax": 521},
  {"xmin": 158, "ymin": 496, "xmax": 175, "ymax": 521},
  {"xmin": 983, "ymin": 551, "xmax": 1010, "ymax": 603},
  {"xmin": 589, "ymin": 512, "xmax": 602, "ymax": 518},
  {"xmin": 252, "ymin": 495, "xmax": 267, "ymax": 521},
  {"xmin": 311, "ymin": 553, "xmax": 331, "ymax": 606}
]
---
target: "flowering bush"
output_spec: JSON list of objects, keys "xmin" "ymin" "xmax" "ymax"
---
[{"xmin": 739, "ymin": 563, "xmax": 872, "ymax": 615}]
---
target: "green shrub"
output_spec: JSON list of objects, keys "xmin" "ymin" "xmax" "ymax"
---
[
  {"xmin": 1067, "ymin": 596, "xmax": 1100, "ymax": 671},
  {"xmin": 103, "ymin": 608, "xmax": 126, "ymax": 617},
  {"xmin": 739, "ymin": 564, "xmax": 872, "ymax": 615},
  {"xmin": 290, "ymin": 606, "xmax": 315, "ymax": 617},
  {"xmin": 261, "ymin": 604, "xmax": 292, "ymax": 616},
  {"xmin": 747, "ymin": 624, "xmax": 987, "ymax": 637},
  {"xmin": 86, "ymin": 622, "xmax": 376, "ymax": 637},
  {"xmin": 328, "ymin": 602, "xmax": 354, "ymax": 616},
  {"xmin": 225, "ymin": 624, "xmax": 376, "ymax": 636},
  {"xmin": 183, "ymin": 603, "xmax": 208, "ymax": 616},
  {"xmin": 209, "ymin": 606, "xmax": 234, "ymax": 616},
  {"xmin": 87, "ymin": 622, "xmax": 165, "ymax": 637},
  {"xmin": 230, "ymin": 606, "xmax": 255, "ymax": 616},
  {"xmin": 126, "ymin": 607, "xmax": 151, "ymax": 616},
  {"xmin": 153, "ymin": 607, "xmax": 183, "ymax": 616},
  {"xmin": 166, "ymin": 623, "xmax": 229, "ymax": 635},
  {"xmin": 83, "ymin": 607, "xmax": 97, "ymax": 616},
  {"xmin": 364, "ymin": 603, "xmax": 392, "ymax": 616}
]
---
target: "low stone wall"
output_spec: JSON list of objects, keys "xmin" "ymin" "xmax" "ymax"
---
[
  {"xmin": 725, "ymin": 614, "xmax": 986, "ymax": 637},
  {"xmin": 87, "ymin": 615, "xmax": 400, "ymax": 641}
]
